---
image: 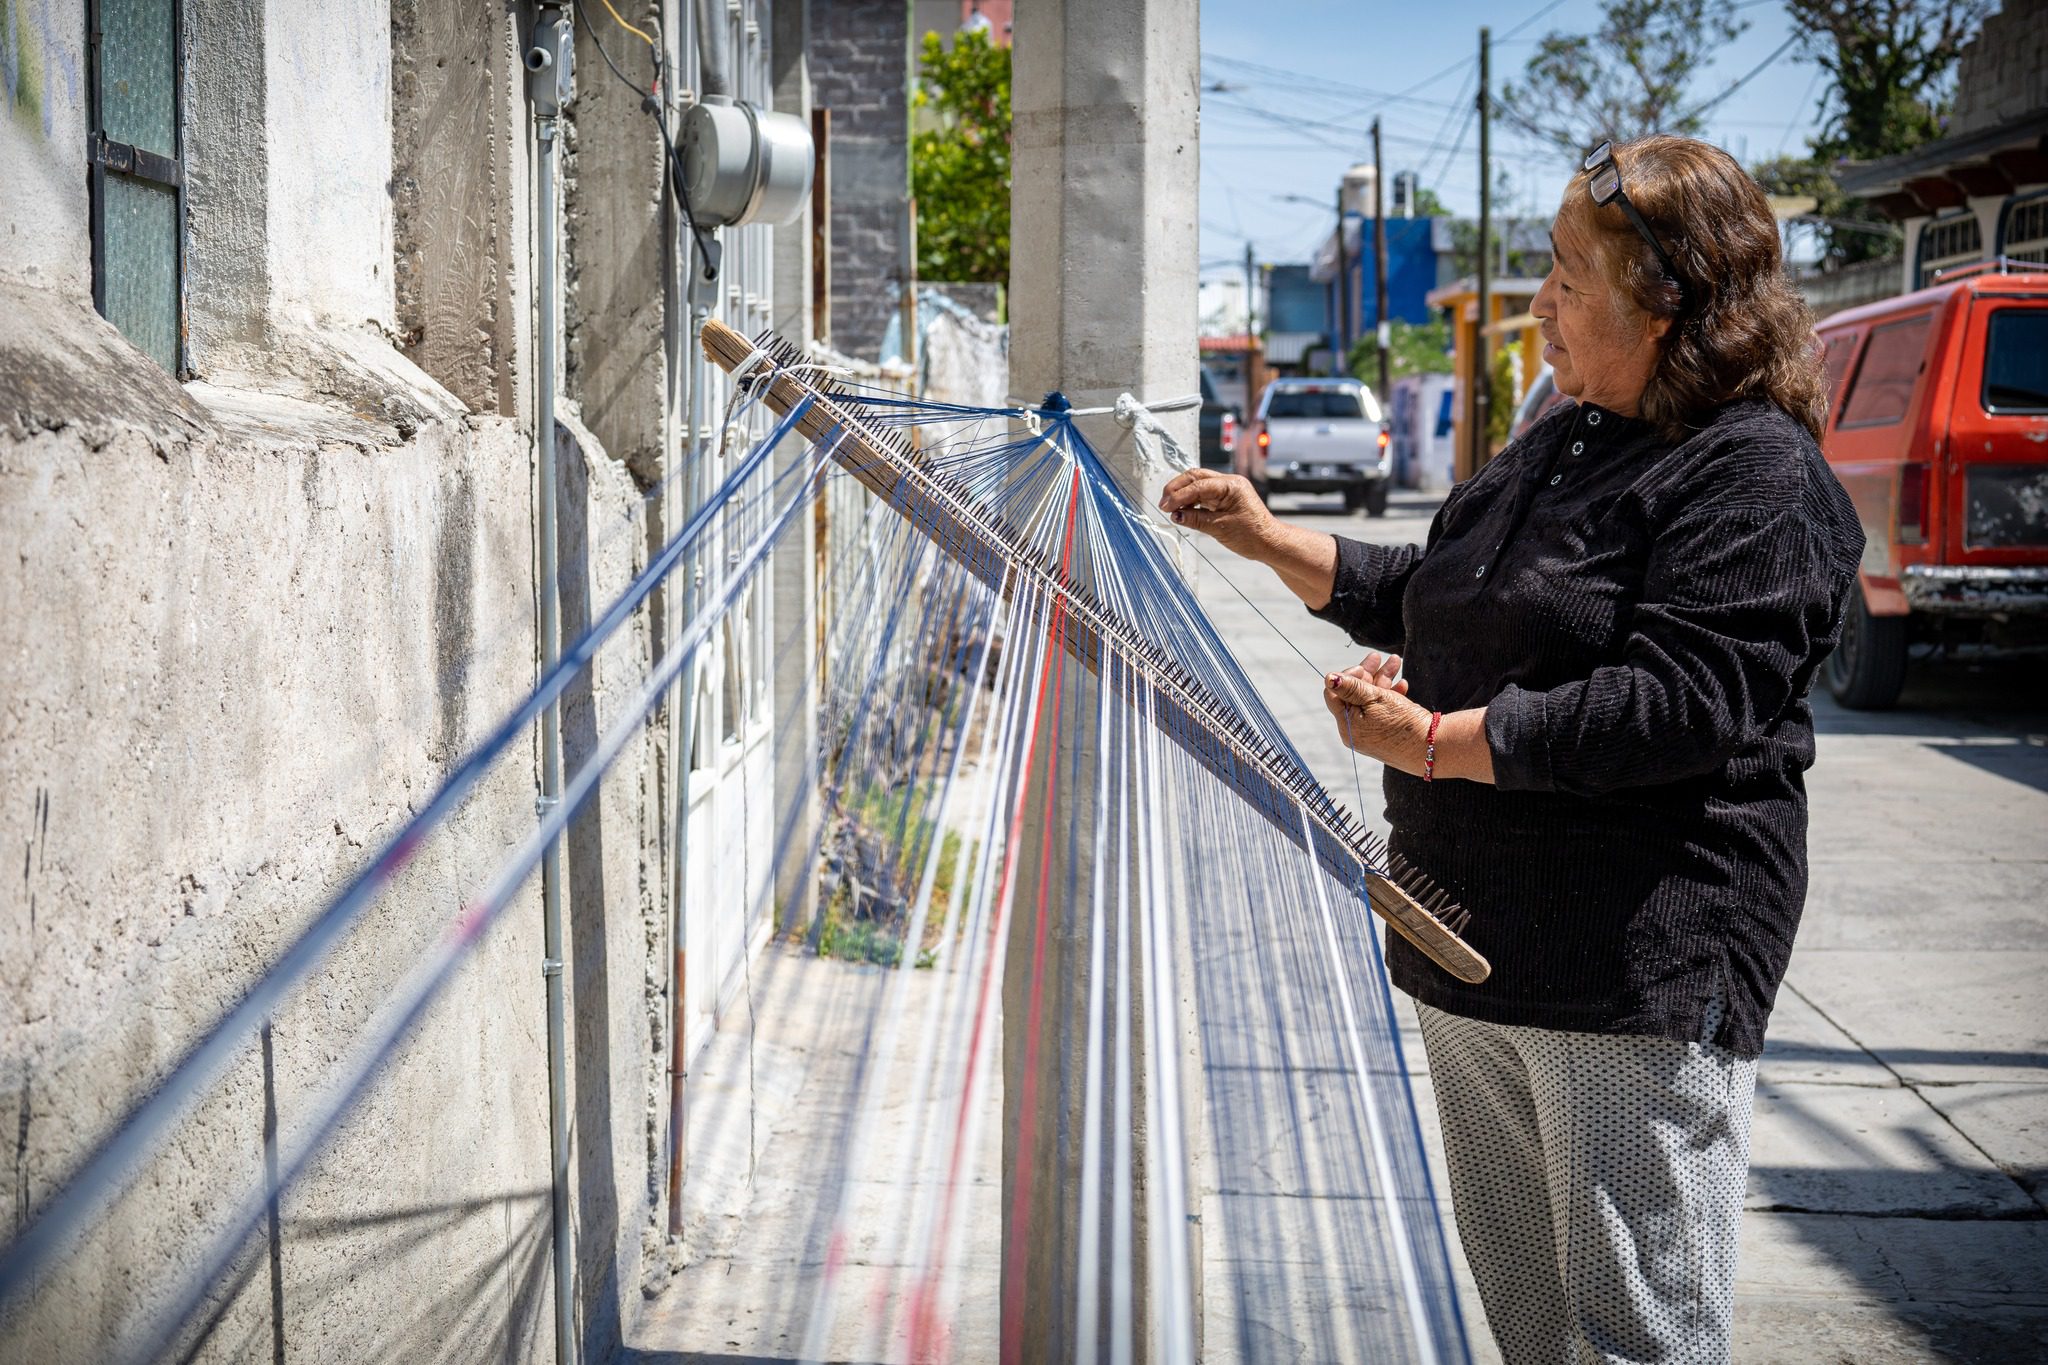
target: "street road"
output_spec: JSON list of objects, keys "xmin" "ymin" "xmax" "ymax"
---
[{"xmin": 1194, "ymin": 487, "xmax": 2048, "ymax": 1365}]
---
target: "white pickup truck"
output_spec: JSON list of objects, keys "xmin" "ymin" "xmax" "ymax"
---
[{"xmin": 1240, "ymin": 376, "xmax": 1392, "ymax": 516}]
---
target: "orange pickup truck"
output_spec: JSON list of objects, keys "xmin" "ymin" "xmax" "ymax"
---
[{"xmin": 1814, "ymin": 260, "xmax": 2048, "ymax": 708}]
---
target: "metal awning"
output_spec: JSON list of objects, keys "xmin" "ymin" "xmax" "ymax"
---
[
  {"xmin": 1836, "ymin": 110, "xmax": 2048, "ymax": 219},
  {"xmin": 1262, "ymin": 331, "xmax": 1325, "ymax": 366}
]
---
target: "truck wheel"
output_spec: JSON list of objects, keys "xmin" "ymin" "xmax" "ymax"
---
[
  {"xmin": 1825, "ymin": 595, "xmax": 1908, "ymax": 710},
  {"xmin": 1363, "ymin": 482, "xmax": 1390, "ymax": 518}
]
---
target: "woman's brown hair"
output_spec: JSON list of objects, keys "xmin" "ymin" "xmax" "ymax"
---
[{"xmin": 1552, "ymin": 134, "xmax": 1826, "ymax": 441}]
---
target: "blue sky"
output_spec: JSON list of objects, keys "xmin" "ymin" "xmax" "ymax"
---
[{"xmin": 1198, "ymin": 0, "xmax": 1833, "ymax": 277}]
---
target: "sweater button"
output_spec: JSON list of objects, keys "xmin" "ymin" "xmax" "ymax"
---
[
  {"xmin": 1549, "ymin": 473, "xmax": 1562, "ymax": 485},
  {"xmin": 1474, "ymin": 564, "xmax": 1486, "ymax": 577},
  {"xmin": 1587, "ymin": 411, "xmax": 1602, "ymax": 425},
  {"xmin": 1571, "ymin": 441, "xmax": 1584, "ymax": 454}
]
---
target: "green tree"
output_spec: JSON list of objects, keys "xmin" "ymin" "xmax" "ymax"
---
[
  {"xmin": 1503, "ymin": 0, "xmax": 1748, "ymax": 155},
  {"xmin": 911, "ymin": 29, "xmax": 1010, "ymax": 283},
  {"xmin": 1409, "ymin": 186, "xmax": 1451, "ymax": 218},
  {"xmin": 1348, "ymin": 318, "xmax": 1455, "ymax": 383},
  {"xmin": 1488, "ymin": 342, "xmax": 1520, "ymax": 450},
  {"xmin": 1749, "ymin": 153, "xmax": 1902, "ymax": 266},
  {"xmin": 1758, "ymin": 0, "xmax": 1988, "ymax": 266},
  {"xmin": 1786, "ymin": 0, "xmax": 1991, "ymax": 162}
]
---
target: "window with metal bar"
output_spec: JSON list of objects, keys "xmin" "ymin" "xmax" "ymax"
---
[
  {"xmin": 2001, "ymin": 192, "xmax": 2048, "ymax": 267},
  {"xmin": 89, "ymin": 0, "xmax": 185, "ymax": 374},
  {"xmin": 1916, "ymin": 212, "xmax": 1982, "ymax": 289}
]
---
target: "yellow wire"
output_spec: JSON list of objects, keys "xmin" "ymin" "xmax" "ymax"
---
[{"xmin": 599, "ymin": 0, "xmax": 655, "ymax": 48}]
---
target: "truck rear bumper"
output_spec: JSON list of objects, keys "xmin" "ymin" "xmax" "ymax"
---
[
  {"xmin": 1268, "ymin": 462, "xmax": 1388, "ymax": 492},
  {"xmin": 1901, "ymin": 564, "xmax": 2048, "ymax": 615}
]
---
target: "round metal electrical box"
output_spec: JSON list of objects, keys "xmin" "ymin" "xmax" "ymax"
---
[{"xmin": 681, "ymin": 99, "xmax": 814, "ymax": 228}]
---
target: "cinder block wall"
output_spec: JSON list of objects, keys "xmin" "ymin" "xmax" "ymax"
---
[
  {"xmin": 810, "ymin": 0, "xmax": 911, "ymax": 360},
  {"xmin": 1949, "ymin": 0, "xmax": 2048, "ymax": 137}
]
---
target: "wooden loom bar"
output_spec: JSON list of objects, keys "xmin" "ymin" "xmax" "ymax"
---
[{"xmin": 701, "ymin": 319, "xmax": 1488, "ymax": 984}]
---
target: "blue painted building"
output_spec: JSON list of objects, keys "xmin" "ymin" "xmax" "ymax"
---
[
  {"xmin": 1262, "ymin": 263, "xmax": 1330, "ymax": 371},
  {"xmin": 1313, "ymin": 215, "xmax": 1441, "ymax": 362}
]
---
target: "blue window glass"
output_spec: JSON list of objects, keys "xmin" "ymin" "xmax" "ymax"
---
[
  {"xmin": 99, "ymin": 0, "xmax": 177, "ymax": 156},
  {"xmin": 91, "ymin": 0, "xmax": 184, "ymax": 374},
  {"xmin": 101, "ymin": 174, "xmax": 181, "ymax": 370}
]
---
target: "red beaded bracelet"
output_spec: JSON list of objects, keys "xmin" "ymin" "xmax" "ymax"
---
[{"xmin": 1423, "ymin": 710, "xmax": 1442, "ymax": 782}]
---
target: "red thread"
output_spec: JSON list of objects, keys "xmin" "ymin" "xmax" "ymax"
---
[
  {"xmin": 1001, "ymin": 465, "xmax": 1083, "ymax": 1365},
  {"xmin": 912, "ymin": 466, "xmax": 1084, "ymax": 1365},
  {"xmin": 1424, "ymin": 710, "xmax": 1442, "ymax": 782}
]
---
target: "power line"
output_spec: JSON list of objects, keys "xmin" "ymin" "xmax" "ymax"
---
[
  {"xmin": 1203, "ymin": 55, "xmax": 1467, "ymax": 112},
  {"xmin": 1684, "ymin": 32, "xmax": 1801, "ymax": 121},
  {"xmin": 1777, "ymin": 66, "xmax": 1826, "ymax": 155},
  {"xmin": 1501, "ymin": 0, "xmax": 1573, "ymax": 41},
  {"xmin": 1433, "ymin": 101, "xmax": 1478, "ymax": 188}
]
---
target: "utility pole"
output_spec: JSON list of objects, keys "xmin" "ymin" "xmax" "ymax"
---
[
  {"xmin": 1333, "ymin": 183, "xmax": 1352, "ymax": 374},
  {"xmin": 1372, "ymin": 117, "xmax": 1390, "ymax": 401},
  {"xmin": 1473, "ymin": 26, "xmax": 1492, "ymax": 474},
  {"xmin": 1244, "ymin": 240, "xmax": 1257, "ymax": 338}
]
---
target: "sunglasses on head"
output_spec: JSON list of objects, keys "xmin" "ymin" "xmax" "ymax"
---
[{"xmin": 1583, "ymin": 140, "xmax": 1688, "ymax": 309}]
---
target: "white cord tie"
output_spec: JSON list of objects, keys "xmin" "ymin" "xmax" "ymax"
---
[
  {"xmin": 728, "ymin": 344, "xmax": 772, "ymax": 383},
  {"xmin": 1114, "ymin": 392, "xmax": 1197, "ymax": 479}
]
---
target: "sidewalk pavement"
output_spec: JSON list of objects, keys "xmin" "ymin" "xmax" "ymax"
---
[{"xmin": 1192, "ymin": 487, "xmax": 2048, "ymax": 1364}]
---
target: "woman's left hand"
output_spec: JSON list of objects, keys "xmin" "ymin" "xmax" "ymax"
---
[{"xmin": 1324, "ymin": 652, "xmax": 1432, "ymax": 775}]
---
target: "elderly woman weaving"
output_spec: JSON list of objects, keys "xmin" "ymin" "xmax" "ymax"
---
[{"xmin": 1161, "ymin": 135, "xmax": 1863, "ymax": 1362}]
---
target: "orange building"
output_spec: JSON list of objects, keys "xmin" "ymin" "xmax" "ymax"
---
[{"xmin": 1425, "ymin": 277, "xmax": 1545, "ymax": 480}]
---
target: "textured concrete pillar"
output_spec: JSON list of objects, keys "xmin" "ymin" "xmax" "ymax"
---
[
  {"xmin": 1004, "ymin": 1, "xmax": 1201, "ymax": 1359},
  {"xmin": 769, "ymin": 0, "xmax": 821, "ymax": 933}
]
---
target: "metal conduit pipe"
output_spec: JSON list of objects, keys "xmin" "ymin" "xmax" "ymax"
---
[
  {"xmin": 666, "ymin": 0, "xmax": 728, "ymax": 1239},
  {"xmin": 675, "ymin": 313, "xmax": 708, "ymax": 1236},
  {"xmin": 693, "ymin": 0, "xmax": 732, "ymax": 100},
  {"xmin": 524, "ymin": 7, "xmax": 577, "ymax": 1362},
  {"xmin": 666, "ymin": 288, "xmax": 710, "ymax": 1233}
]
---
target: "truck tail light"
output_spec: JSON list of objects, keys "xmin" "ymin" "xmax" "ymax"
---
[
  {"xmin": 1221, "ymin": 412, "xmax": 1237, "ymax": 453},
  {"xmin": 1377, "ymin": 429, "xmax": 1389, "ymax": 450},
  {"xmin": 1898, "ymin": 462, "xmax": 1928, "ymax": 544},
  {"xmin": 1256, "ymin": 429, "xmax": 1269, "ymax": 451}
]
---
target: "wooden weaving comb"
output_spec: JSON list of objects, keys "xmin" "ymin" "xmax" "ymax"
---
[{"xmin": 700, "ymin": 320, "xmax": 1489, "ymax": 984}]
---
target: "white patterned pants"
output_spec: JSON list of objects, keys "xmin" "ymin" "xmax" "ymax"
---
[{"xmin": 1416, "ymin": 1004, "xmax": 1759, "ymax": 1365}]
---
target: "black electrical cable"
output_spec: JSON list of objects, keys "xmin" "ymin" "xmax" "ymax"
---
[
  {"xmin": 574, "ymin": 0, "xmax": 648, "ymax": 99},
  {"xmin": 573, "ymin": 1, "xmax": 721, "ymax": 284}
]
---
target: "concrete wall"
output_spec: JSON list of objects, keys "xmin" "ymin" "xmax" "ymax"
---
[
  {"xmin": 0, "ymin": 289, "xmax": 569, "ymax": 1362},
  {"xmin": 0, "ymin": 0, "xmax": 91, "ymax": 300},
  {"xmin": 392, "ymin": 0, "xmax": 523, "ymax": 416},
  {"xmin": 0, "ymin": 2, "xmax": 668, "ymax": 1360},
  {"xmin": 1796, "ymin": 254, "xmax": 1904, "ymax": 319},
  {"xmin": 264, "ymin": 0, "xmax": 395, "ymax": 331},
  {"xmin": 809, "ymin": 0, "xmax": 909, "ymax": 359}
]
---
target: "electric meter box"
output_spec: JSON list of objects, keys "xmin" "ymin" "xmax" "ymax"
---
[{"xmin": 680, "ymin": 99, "xmax": 813, "ymax": 228}]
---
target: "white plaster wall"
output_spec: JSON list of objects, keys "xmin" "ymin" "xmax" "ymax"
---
[
  {"xmin": 264, "ymin": 0, "xmax": 395, "ymax": 329},
  {"xmin": 0, "ymin": 0, "xmax": 91, "ymax": 300}
]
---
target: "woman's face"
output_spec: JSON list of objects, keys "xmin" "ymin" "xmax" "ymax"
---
[{"xmin": 1532, "ymin": 220, "xmax": 1670, "ymax": 416}]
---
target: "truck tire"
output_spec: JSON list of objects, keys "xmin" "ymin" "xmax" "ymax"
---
[
  {"xmin": 1362, "ymin": 482, "xmax": 1390, "ymax": 518},
  {"xmin": 1825, "ymin": 595, "xmax": 1908, "ymax": 710}
]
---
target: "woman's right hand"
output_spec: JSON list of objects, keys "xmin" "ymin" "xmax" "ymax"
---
[{"xmin": 1157, "ymin": 469, "xmax": 1277, "ymax": 562}]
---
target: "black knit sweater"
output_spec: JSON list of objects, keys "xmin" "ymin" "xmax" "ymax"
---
[{"xmin": 1312, "ymin": 398, "xmax": 1863, "ymax": 1057}]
